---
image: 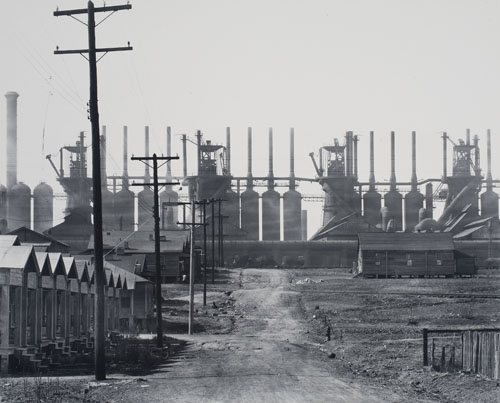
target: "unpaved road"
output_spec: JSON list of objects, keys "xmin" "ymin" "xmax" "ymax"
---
[{"xmin": 95, "ymin": 269, "xmax": 429, "ymax": 402}]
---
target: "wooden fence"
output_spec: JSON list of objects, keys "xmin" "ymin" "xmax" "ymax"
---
[{"xmin": 423, "ymin": 328, "xmax": 500, "ymax": 380}]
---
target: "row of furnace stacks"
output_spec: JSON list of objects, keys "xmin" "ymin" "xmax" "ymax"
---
[{"xmin": 1, "ymin": 91, "xmax": 499, "ymax": 240}]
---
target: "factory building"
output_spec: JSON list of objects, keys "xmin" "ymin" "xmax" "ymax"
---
[
  {"xmin": 356, "ymin": 233, "xmax": 476, "ymax": 278},
  {"xmin": 0, "ymin": 235, "xmax": 153, "ymax": 374}
]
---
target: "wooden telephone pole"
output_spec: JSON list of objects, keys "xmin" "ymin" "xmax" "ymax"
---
[
  {"xmin": 132, "ymin": 154, "xmax": 179, "ymax": 347},
  {"xmin": 54, "ymin": 1, "xmax": 132, "ymax": 381}
]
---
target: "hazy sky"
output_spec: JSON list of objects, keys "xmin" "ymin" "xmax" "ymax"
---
[{"xmin": 1, "ymin": 1, "xmax": 499, "ymax": 232}]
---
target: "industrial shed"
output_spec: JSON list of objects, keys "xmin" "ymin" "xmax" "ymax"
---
[
  {"xmin": 88, "ymin": 230, "xmax": 190, "ymax": 282},
  {"xmin": 356, "ymin": 233, "xmax": 475, "ymax": 278}
]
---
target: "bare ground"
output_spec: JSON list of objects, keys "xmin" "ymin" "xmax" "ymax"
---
[{"xmin": 1, "ymin": 268, "xmax": 499, "ymax": 402}]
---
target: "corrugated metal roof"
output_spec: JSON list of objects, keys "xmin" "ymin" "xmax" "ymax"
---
[
  {"xmin": 35, "ymin": 252, "xmax": 51, "ymax": 275},
  {"xmin": 47, "ymin": 253, "xmax": 65, "ymax": 276},
  {"xmin": 62, "ymin": 256, "xmax": 78, "ymax": 279},
  {"xmin": 0, "ymin": 245, "xmax": 38, "ymax": 272},
  {"xmin": 75, "ymin": 260, "xmax": 90, "ymax": 283},
  {"xmin": 0, "ymin": 235, "xmax": 20, "ymax": 247},
  {"xmin": 358, "ymin": 232, "xmax": 455, "ymax": 251}
]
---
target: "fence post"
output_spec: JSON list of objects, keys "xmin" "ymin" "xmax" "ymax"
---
[{"xmin": 423, "ymin": 328, "xmax": 428, "ymax": 366}]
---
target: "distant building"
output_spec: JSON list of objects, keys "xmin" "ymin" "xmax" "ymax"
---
[
  {"xmin": 356, "ymin": 232, "xmax": 476, "ymax": 278},
  {"xmin": 7, "ymin": 226, "xmax": 70, "ymax": 253},
  {"xmin": 87, "ymin": 230, "xmax": 190, "ymax": 282}
]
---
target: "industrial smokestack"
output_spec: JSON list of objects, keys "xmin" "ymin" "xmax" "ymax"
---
[
  {"xmin": 345, "ymin": 132, "xmax": 351, "ymax": 176},
  {"xmin": 196, "ymin": 130, "xmax": 202, "ymax": 175},
  {"xmin": 442, "ymin": 132, "xmax": 448, "ymax": 179},
  {"xmin": 289, "ymin": 128, "xmax": 295, "ymax": 190},
  {"xmin": 5, "ymin": 92, "xmax": 19, "ymax": 189},
  {"xmin": 487, "ymin": 129, "xmax": 492, "ymax": 190},
  {"xmin": 390, "ymin": 131, "xmax": 396, "ymax": 191},
  {"xmin": 473, "ymin": 135, "xmax": 480, "ymax": 176},
  {"xmin": 226, "ymin": 127, "xmax": 231, "ymax": 175},
  {"xmin": 353, "ymin": 135, "xmax": 358, "ymax": 179},
  {"xmin": 100, "ymin": 125, "xmax": 107, "ymax": 187},
  {"xmin": 122, "ymin": 126, "xmax": 129, "ymax": 188},
  {"xmin": 268, "ymin": 128, "xmax": 274, "ymax": 189},
  {"xmin": 369, "ymin": 131, "xmax": 375, "ymax": 191},
  {"xmin": 182, "ymin": 134, "xmax": 187, "ymax": 178},
  {"xmin": 411, "ymin": 131, "xmax": 417, "ymax": 191},
  {"xmin": 144, "ymin": 126, "xmax": 150, "ymax": 187},
  {"xmin": 466, "ymin": 128, "xmax": 470, "ymax": 145},
  {"xmin": 247, "ymin": 127, "xmax": 253, "ymax": 187},
  {"xmin": 166, "ymin": 126, "xmax": 172, "ymax": 180}
]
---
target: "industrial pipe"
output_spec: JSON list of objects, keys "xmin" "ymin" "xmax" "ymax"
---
[
  {"xmin": 166, "ymin": 126, "xmax": 172, "ymax": 180},
  {"xmin": 369, "ymin": 131, "xmax": 375, "ymax": 191},
  {"xmin": 442, "ymin": 132, "xmax": 448, "ymax": 179},
  {"xmin": 473, "ymin": 135, "xmax": 480, "ymax": 176},
  {"xmin": 122, "ymin": 126, "xmax": 128, "ymax": 188},
  {"xmin": 5, "ymin": 92, "xmax": 19, "ymax": 189},
  {"xmin": 487, "ymin": 129, "xmax": 492, "ymax": 190},
  {"xmin": 289, "ymin": 127, "xmax": 295, "ymax": 189},
  {"xmin": 247, "ymin": 127, "xmax": 253, "ymax": 187},
  {"xmin": 390, "ymin": 131, "xmax": 396, "ymax": 191},
  {"xmin": 345, "ymin": 132, "xmax": 351, "ymax": 176},
  {"xmin": 353, "ymin": 134, "xmax": 358, "ymax": 179},
  {"xmin": 144, "ymin": 126, "xmax": 150, "ymax": 186},
  {"xmin": 182, "ymin": 134, "xmax": 187, "ymax": 178},
  {"xmin": 268, "ymin": 128, "xmax": 274, "ymax": 188},
  {"xmin": 196, "ymin": 130, "xmax": 202, "ymax": 176},
  {"xmin": 411, "ymin": 131, "xmax": 417, "ymax": 191},
  {"xmin": 226, "ymin": 127, "xmax": 231, "ymax": 175}
]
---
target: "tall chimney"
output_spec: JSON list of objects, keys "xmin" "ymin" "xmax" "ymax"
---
[
  {"xmin": 353, "ymin": 134, "xmax": 358, "ymax": 179},
  {"xmin": 182, "ymin": 134, "xmax": 187, "ymax": 178},
  {"xmin": 100, "ymin": 125, "xmax": 107, "ymax": 188},
  {"xmin": 5, "ymin": 92, "xmax": 19, "ymax": 189},
  {"xmin": 122, "ymin": 126, "xmax": 129, "ymax": 188},
  {"xmin": 466, "ymin": 128, "xmax": 470, "ymax": 145},
  {"xmin": 487, "ymin": 129, "xmax": 492, "ymax": 190},
  {"xmin": 144, "ymin": 126, "xmax": 150, "ymax": 187},
  {"xmin": 289, "ymin": 128, "xmax": 295, "ymax": 190},
  {"xmin": 345, "ymin": 132, "xmax": 351, "ymax": 176},
  {"xmin": 473, "ymin": 135, "xmax": 480, "ymax": 176},
  {"xmin": 411, "ymin": 131, "xmax": 417, "ymax": 191},
  {"xmin": 268, "ymin": 128, "xmax": 274, "ymax": 189},
  {"xmin": 196, "ymin": 130, "xmax": 202, "ymax": 175},
  {"xmin": 442, "ymin": 132, "xmax": 448, "ymax": 179},
  {"xmin": 226, "ymin": 127, "xmax": 231, "ymax": 175},
  {"xmin": 369, "ymin": 131, "xmax": 375, "ymax": 191},
  {"xmin": 166, "ymin": 126, "xmax": 172, "ymax": 181},
  {"xmin": 247, "ymin": 127, "xmax": 253, "ymax": 187},
  {"xmin": 390, "ymin": 131, "xmax": 396, "ymax": 191}
]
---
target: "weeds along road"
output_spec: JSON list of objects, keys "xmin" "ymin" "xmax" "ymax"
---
[{"xmin": 104, "ymin": 269, "xmax": 423, "ymax": 403}]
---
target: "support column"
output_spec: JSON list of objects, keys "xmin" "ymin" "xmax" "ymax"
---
[
  {"xmin": 35, "ymin": 276, "xmax": 43, "ymax": 346},
  {"xmin": 104, "ymin": 287, "xmax": 109, "ymax": 333},
  {"xmin": 75, "ymin": 282, "xmax": 82, "ymax": 338},
  {"xmin": 0, "ymin": 281, "xmax": 11, "ymax": 374},
  {"xmin": 20, "ymin": 273, "xmax": 28, "ymax": 347},
  {"xmin": 28, "ymin": 288, "xmax": 37, "ymax": 345}
]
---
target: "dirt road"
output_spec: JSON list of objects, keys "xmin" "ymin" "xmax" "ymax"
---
[{"xmin": 98, "ymin": 269, "xmax": 426, "ymax": 402}]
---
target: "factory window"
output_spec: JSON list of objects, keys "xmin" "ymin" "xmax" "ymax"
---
[
  {"xmin": 436, "ymin": 260, "xmax": 442, "ymax": 266},
  {"xmin": 407, "ymin": 259, "xmax": 413, "ymax": 266},
  {"xmin": 374, "ymin": 253, "xmax": 381, "ymax": 266}
]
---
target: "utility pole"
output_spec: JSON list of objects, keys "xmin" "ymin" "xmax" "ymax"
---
[
  {"xmin": 177, "ymin": 201, "xmax": 209, "ymax": 324},
  {"xmin": 211, "ymin": 199, "xmax": 216, "ymax": 284},
  {"xmin": 202, "ymin": 200, "xmax": 208, "ymax": 307},
  {"xmin": 54, "ymin": 1, "xmax": 132, "ymax": 381},
  {"xmin": 131, "ymin": 154, "xmax": 179, "ymax": 348}
]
